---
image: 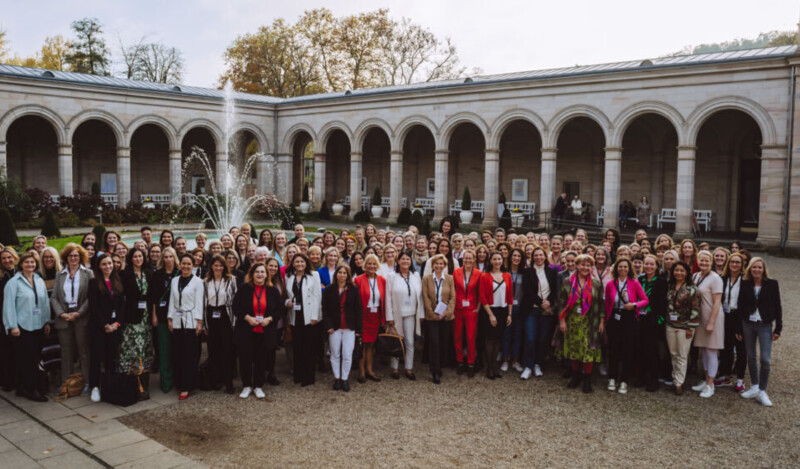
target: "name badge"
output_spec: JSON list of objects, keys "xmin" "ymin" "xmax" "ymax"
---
[
  {"xmin": 111, "ymin": 310, "xmax": 117, "ymax": 319},
  {"xmin": 33, "ymin": 307, "xmax": 41, "ymax": 316},
  {"xmin": 613, "ymin": 313, "xmax": 621, "ymax": 321},
  {"xmin": 462, "ymin": 300, "xmax": 470, "ymax": 308},
  {"xmin": 293, "ymin": 304, "xmax": 302, "ymax": 311},
  {"xmin": 576, "ymin": 307, "xmax": 582, "ymax": 314},
  {"xmin": 513, "ymin": 300, "xmax": 518, "ymax": 306},
  {"xmin": 722, "ymin": 305, "xmax": 731, "ymax": 314},
  {"xmin": 159, "ymin": 301, "xmax": 167, "ymax": 308},
  {"xmin": 255, "ymin": 315, "xmax": 264, "ymax": 323},
  {"xmin": 404, "ymin": 298, "xmax": 413, "ymax": 308},
  {"xmin": 639, "ymin": 309, "xmax": 647, "ymax": 316},
  {"xmin": 749, "ymin": 313, "xmax": 760, "ymax": 322},
  {"xmin": 176, "ymin": 310, "xmax": 184, "ymax": 317},
  {"xmin": 370, "ymin": 307, "xmax": 378, "ymax": 313},
  {"xmin": 212, "ymin": 311, "xmax": 222, "ymax": 319},
  {"xmin": 669, "ymin": 314, "xmax": 678, "ymax": 322},
  {"xmin": 68, "ymin": 302, "xmax": 78, "ymax": 309},
  {"xmin": 138, "ymin": 301, "xmax": 147, "ymax": 310}
]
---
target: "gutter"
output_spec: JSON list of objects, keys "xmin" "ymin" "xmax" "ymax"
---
[{"xmin": 782, "ymin": 63, "xmax": 796, "ymax": 249}]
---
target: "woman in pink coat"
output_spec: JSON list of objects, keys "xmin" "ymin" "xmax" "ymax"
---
[{"xmin": 604, "ymin": 258, "xmax": 648, "ymax": 394}]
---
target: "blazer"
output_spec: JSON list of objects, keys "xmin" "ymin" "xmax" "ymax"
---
[
  {"xmin": 50, "ymin": 266, "xmax": 93, "ymax": 329},
  {"xmin": 3, "ymin": 272, "xmax": 51, "ymax": 332},
  {"xmin": 452, "ymin": 267, "xmax": 481, "ymax": 312},
  {"xmin": 167, "ymin": 275, "xmax": 205, "ymax": 329},
  {"xmin": 520, "ymin": 265, "xmax": 559, "ymax": 315},
  {"xmin": 285, "ymin": 271, "xmax": 323, "ymax": 325},
  {"xmin": 604, "ymin": 277, "xmax": 649, "ymax": 320},
  {"xmin": 354, "ymin": 273, "xmax": 387, "ymax": 320},
  {"xmin": 120, "ymin": 267, "xmax": 151, "ymax": 324},
  {"xmin": 88, "ymin": 278, "xmax": 126, "ymax": 334},
  {"xmin": 479, "ymin": 272, "xmax": 513, "ymax": 308},
  {"xmin": 422, "ymin": 273, "xmax": 455, "ymax": 321},
  {"xmin": 736, "ymin": 278, "xmax": 782, "ymax": 336},
  {"xmin": 385, "ymin": 270, "xmax": 424, "ymax": 324},
  {"xmin": 317, "ymin": 266, "xmax": 337, "ymax": 289},
  {"xmin": 637, "ymin": 274, "xmax": 667, "ymax": 324},
  {"xmin": 321, "ymin": 284, "xmax": 363, "ymax": 334},
  {"xmin": 232, "ymin": 283, "xmax": 282, "ymax": 349}
]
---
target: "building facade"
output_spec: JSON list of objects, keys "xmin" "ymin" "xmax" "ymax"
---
[{"xmin": 1, "ymin": 45, "xmax": 799, "ymax": 251}]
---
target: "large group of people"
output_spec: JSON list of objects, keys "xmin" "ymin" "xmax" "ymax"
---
[{"xmin": 0, "ymin": 219, "xmax": 783, "ymax": 407}]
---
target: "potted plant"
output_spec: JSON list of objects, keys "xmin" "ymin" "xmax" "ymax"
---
[
  {"xmin": 370, "ymin": 187, "xmax": 384, "ymax": 218},
  {"xmin": 332, "ymin": 199, "xmax": 345, "ymax": 216},
  {"xmin": 299, "ymin": 183, "xmax": 311, "ymax": 214},
  {"xmin": 460, "ymin": 186, "xmax": 474, "ymax": 224}
]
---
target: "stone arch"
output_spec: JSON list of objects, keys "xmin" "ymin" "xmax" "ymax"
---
[
  {"xmin": 392, "ymin": 115, "xmax": 438, "ymax": 152},
  {"xmin": 66, "ymin": 109, "xmax": 126, "ymax": 146},
  {"xmin": 177, "ymin": 118, "xmax": 224, "ymax": 149},
  {"xmin": 610, "ymin": 101, "xmax": 685, "ymax": 147},
  {"xmin": 230, "ymin": 121, "xmax": 270, "ymax": 154},
  {"xmin": 353, "ymin": 118, "xmax": 393, "ymax": 151},
  {"xmin": 545, "ymin": 105, "xmax": 611, "ymax": 149},
  {"xmin": 438, "ymin": 112, "xmax": 489, "ymax": 149},
  {"xmin": 686, "ymin": 96, "xmax": 778, "ymax": 146},
  {"xmin": 488, "ymin": 108, "xmax": 546, "ymax": 149},
  {"xmin": 0, "ymin": 104, "xmax": 67, "ymax": 144},
  {"xmin": 125, "ymin": 114, "xmax": 179, "ymax": 149},
  {"xmin": 280, "ymin": 123, "xmax": 317, "ymax": 155},
  {"xmin": 317, "ymin": 120, "xmax": 353, "ymax": 150}
]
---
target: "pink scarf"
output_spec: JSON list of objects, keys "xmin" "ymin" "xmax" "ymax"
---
[{"xmin": 559, "ymin": 274, "xmax": 592, "ymax": 319}]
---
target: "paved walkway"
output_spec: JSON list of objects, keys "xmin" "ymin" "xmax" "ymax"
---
[{"xmin": 0, "ymin": 375, "xmax": 203, "ymax": 468}]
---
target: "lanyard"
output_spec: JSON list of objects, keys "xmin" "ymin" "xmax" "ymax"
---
[
  {"xmin": 695, "ymin": 272, "xmax": 709, "ymax": 288},
  {"xmin": 30, "ymin": 276, "xmax": 38, "ymax": 307},
  {"xmin": 369, "ymin": 276, "xmax": 378, "ymax": 304},
  {"xmin": 726, "ymin": 275, "xmax": 740, "ymax": 306},
  {"xmin": 401, "ymin": 272, "xmax": 411, "ymax": 296},
  {"xmin": 434, "ymin": 275, "xmax": 443, "ymax": 302},
  {"xmin": 178, "ymin": 274, "xmax": 192, "ymax": 308},
  {"xmin": 69, "ymin": 272, "xmax": 76, "ymax": 301},
  {"xmin": 293, "ymin": 275, "xmax": 304, "ymax": 304},
  {"xmin": 160, "ymin": 269, "xmax": 178, "ymax": 303},
  {"xmin": 135, "ymin": 271, "xmax": 146, "ymax": 295},
  {"xmin": 576, "ymin": 278, "xmax": 586, "ymax": 304},
  {"xmin": 254, "ymin": 285, "xmax": 265, "ymax": 317},
  {"xmin": 212, "ymin": 279, "xmax": 223, "ymax": 307},
  {"xmin": 615, "ymin": 280, "xmax": 627, "ymax": 308},
  {"xmin": 463, "ymin": 268, "xmax": 472, "ymax": 294}
]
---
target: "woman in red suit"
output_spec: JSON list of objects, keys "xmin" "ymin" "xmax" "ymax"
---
[
  {"xmin": 480, "ymin": 251, "xmax": 513, "ymax": 379},
  {"xmin": 453, "ymin": 249, "xmax": 481, "ymax": 378},
  {"xmin": 354, "ymin": 254, "xmax": 391, "ymax": 383}
]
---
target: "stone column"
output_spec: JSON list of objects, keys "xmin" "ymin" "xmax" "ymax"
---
[
  {"xmin": 389, "ymin": 150, "xmax": 403, "ymax": 222},
  {"xmin": 116, "ymin": 146, "xmax": 131, "ymax": 206},
  {"xmin": 434, "ymin": 149, "xmax": 449, "ymax": 222},
  {"xmin": 650, "ymin": 151, "xmax": 665, "ymax": 217},
  {"xmin": 540, "ymin": 148, "xmax": 557, "ymax": 226},
  {"xmin": 674, "ymin": 146, "xmax": 697, "ymax": 237},
  {"xmin": 259, "ymin": 154, "xmax": 276, "ymax": 196},
  {"xmin": 276, "ymin": 154, "xmax": 293, "ymax": 203},
  {"xmin": 169, "ymin": 149, "xmax": 182, "ymax": 205},
  {"xmin": 757, "ymin": 146, "xmax": 788, "ymax": 247},
  {"xmin": 482, "ymin": 148, "xmax": 500, "ymax": 227},
  {"xmin": 215, "ymin": 151, "xmax": 229, "ymax": 194},
  {"xmin": 602, "ymin": 147, "xmax": 622, "ymax": 228},
  {"xmin": 0, "ymin": 141, "xmax": 6, "ymax": 177},
  {"xmin": 350, "ymin": 151, "xmax": 363, "ymax": 217},
  {"xmin": 313, "ymin": 152, "xmax": 326, "ymax": 207},
  {"xmin": 57, "ymin": 144, "xmax": 73, "ymax": 196}
]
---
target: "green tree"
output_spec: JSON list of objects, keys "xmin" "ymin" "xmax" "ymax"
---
[
  {"xmin": 66, "ymin": 18, "xmax": 110, "ymax": 75},
  {"xmin": 0, "ymin": 208, "xmax": 19, "ymax": 246},
  {"xmin": 0, "ymin": 28, "xmax": 9, "ymax": 62},
  {"xmin": 41, "ymin": 210, "xmax": 61, "ymax": 238}
]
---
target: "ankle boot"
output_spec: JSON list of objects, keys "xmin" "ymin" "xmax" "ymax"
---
[
  {"xmin": 140, "ymin": 373, "xmax": 151, "ymax": 400},
  {"xmin": 567, "ymin": 370, "xmax": 582, "ymax": 388},
  {"xmin": 467, "ymin": 365, "xmax": 475, "ymax": 378},
  {"xmin": 582, "ymin": 373, "xmax": 593, "ymax": 393}
]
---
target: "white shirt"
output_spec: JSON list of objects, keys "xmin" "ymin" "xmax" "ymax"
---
[
  {"xmin": 534, "ymin": 265, "xmax": 550, "ymax": 300},
  {"xmin": 367, "ymin": 276, "xmax": 381, "ymax": 309},
  {"xmin": 385, "ymin": 271, "xmax": 423, "ymax": 320},
  {"xmin": 378, "ymin": 263, "xmax": 395, "ymax": 280},
  {"xmin": 491, "ymin": 276, "xmax": 507, "ymax": 307},
  {"xmin": 724, "ymin": 275, "xmax": 741, "ymax": 311},
  {"xmin": 571, "ymin": 199, "xmax": 582, "ymax": 214},
  {"xmin": 61, "ymin": 267, "xmax": 80, "ymax": 306}
]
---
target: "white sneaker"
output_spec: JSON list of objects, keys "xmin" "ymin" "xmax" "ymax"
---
[
  {"xmin": 239, "ymin": 387, "xmax": 252, "ymax": 399},
  {"xmin": 534, "ymin": 365, "xmax": 543, "ymax": 377},
  {"xmin": 599, "ymin": 363, "xmax": 608, "ymax": 376},
  {"xmin": 500, "ymin": 361, "xmax": 509, "ymax": 372},
  {"xmin": 253, "ymin": 387, "xmax": 265, "ymax": 399},
  {"xmin": 618, "ymin": 382, "xmax": 628, "ymax": 394},
  {"xmin": 520, "ymin": 368, "xmax": 532, "ymax": 380},
  {"xmin": 756, "ymin": 390, "xmax": 772, "ymax": 407},
  {"xmin": 699, "ymin": 384, "xmax": 715, "ymax": 398},
  {"xmin": 691, "ymin": 382, "xmax": 707, "ymax": 392},
  {"xmin": 607, "ymin": 379, "xmax": 616, "ymax": 391},
  {"xmin": 90, "ymin": 387, "xmax": 100, "ymax": 403},
  {"xmin": 741, "ymin": 385, "xmax": 760, "ymax": 399},
  {"xmin": 664, "ymin": 380, "xmax": 673, "ymax": 386},
  {"xmin": 512, "ymin": 362, "xmax": 524, "ymax": 372},
  {"xmin": 496, "ymin": 352, "xmax": 503, "ymax": 361}
]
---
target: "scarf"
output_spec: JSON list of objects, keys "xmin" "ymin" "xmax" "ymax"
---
[
  {"xmin": 412, "ymin": 248, "xmax": 429, "ymax": 267},
  {"xmin": 559, "ymin": 274, "xmax": 592, "ymax": 319}
]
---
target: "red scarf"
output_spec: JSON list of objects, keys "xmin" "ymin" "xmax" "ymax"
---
[{"xmin": 559, "ymin": 274, "xmax": 592, "ymax": 320}]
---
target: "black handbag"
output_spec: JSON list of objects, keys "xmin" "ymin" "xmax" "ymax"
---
[
  {"xmin": 376, "ymin": 325, "xmax": 405, "ymax": 358},
  {"xmin": 101, "ymin": 372, "xmax": 139, "ymax": 407},
  {"xmin": 353, "ymin": 335, "xmax": 363, "ymax": 361}
]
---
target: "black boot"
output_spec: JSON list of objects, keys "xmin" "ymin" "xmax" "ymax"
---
[
  {"xmin": 567, "ymin": 369, "xmax": 581, "ymax": 388},
  {"xmin": 467, "ymin": 365, "xmax": 475, "ymax": 378},
  {"xmin": 582, "ymin": 373, "xmax": 593, "ymax": 393},
  {"xmin": 333, "ymin": 379, "xmax": 342, "ymax": 391},
  {"xmin": 139, "ymin": 373, "xmax": 150, "ymax": 400},
  {"xmin": 457, "ymin": 362, "xmax": 465, "ymax": 375}
]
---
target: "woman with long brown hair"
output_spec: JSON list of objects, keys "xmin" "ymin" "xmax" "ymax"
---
[{"xmin": 323, "ymin": 265, "xmax": 363, "ymax": 392}]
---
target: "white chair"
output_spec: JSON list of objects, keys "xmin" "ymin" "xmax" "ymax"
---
[
  {"xmin": 596, "ymin": 206, "xmax": 605, "ymax": 225},
  {"xmin": 657, "ymin": 208, "xmax": 677, "ymax": 229},
  {"xmin": 694, "ymin": 210, "xmax": 712, "ymax": 232}
]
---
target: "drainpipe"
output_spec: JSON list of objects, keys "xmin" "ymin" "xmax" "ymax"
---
[
  {"xmin": 782, "ymin": 63, "xmax": 796, "ymax": 250},
  {"xmin": 273, "ymin": 106, "xmax": 279, "ymax": 194}
]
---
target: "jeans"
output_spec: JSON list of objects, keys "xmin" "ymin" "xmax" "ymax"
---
[
  {"xmin": 742, "ymin": 321, "xmax": 773, "ymax": 391},
  {"xmin": 502, "ymin": 305, "xmax": 522, "ymax": 361},
  {"xmin": 523, "ymin": 310, "xmax": 554, "ymax": 368},
  {"xmin": 719, "ymin": 311, "xmax": 747, "ymax": 379}
]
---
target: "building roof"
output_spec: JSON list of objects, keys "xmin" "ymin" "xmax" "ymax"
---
[{"xmin": 0, "ymin": 45, "xmax": 796, "ymax": 106}]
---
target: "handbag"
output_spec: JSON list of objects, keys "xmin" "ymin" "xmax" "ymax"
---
[
  {"xmin": 353, "ymin": 335, "xmax": 363, "ymax": 361},
  {"xmin": 101, "ymin": 372, "xmax": 140, "ymax": 407},
  {"xmin": 56, "ymin": 372, "xmax": 85, "ymax": 402},
  {"xmin": 376, "ymin": 325, "xmax": 405, "ymax": 358}
]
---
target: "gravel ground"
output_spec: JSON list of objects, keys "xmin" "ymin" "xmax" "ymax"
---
[{"xmin": 121, "ymin": 254, "xmax": 799, "ymax": 468}]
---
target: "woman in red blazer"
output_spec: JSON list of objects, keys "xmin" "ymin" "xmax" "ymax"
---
[
  {"xmin": 353, "ymin": 254, "xmax": 390, "ymax": 383},
  {"xmin": 453, "ymin": 249, "xmax": 482, "ymax": 377},
  {"xmin": 480, "ymin": 251, "xmax": 513, "ymax": 379}
]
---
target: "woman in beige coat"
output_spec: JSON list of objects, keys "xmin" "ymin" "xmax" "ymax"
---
[{"xmin": 422, "ymin": 254, "xmax": 455, "ymax": 384}]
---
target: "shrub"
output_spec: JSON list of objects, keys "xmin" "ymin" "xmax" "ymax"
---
[
  {"xmin": 499, "ymin": 209, "xmax": 512, "ymax": 231},
  {"xmin": 59, "ymin": 192, "xmax": 104, "ymax": 220},
  {"xmin": 25, "ymin": 187, "xmax": 54, "ymax": 218},
  {"xmin": 0, "ymin": 208, "xmax": 19, "ymax": 246},
  {"xmin": 41, "ymin": 210, "xmax": 61, "ymax": 238},
  {"xmin": 462, "ymin": 186, "xmax": 472, "ymax": 212},
  {"xmin": 0, "ymin": 174, "xmax": 33, "ymax": 222},
  {"xmin": 420, "ymin": 216, "xmax": 431, "ymax": 236},
  {"xmin": 302, "ymin": 183, "xmax": 310, "ymax": 203},
  {"xmin": 92, "ymin": 224, "xmax": 106, "ymax": 244},
  {"xmin": 353, "ymin": 209, "xmax": 371, "ymax": 223},
  {"xmin": 58, "ymin": 212, "xmax": 81, "ymax": 228},
  {"xmin": 90, "ymin": 182, "xmax": 100, "ymax": 196},
  {"xmin": 409, "ymin": 210, "xmax": 425, "ymax": 230},
  {"xmin": 319, "ymin": 200, "xmax": 331, "ymax": 220},
  {"xmin": 397, "ymin": 207, "xmax": 412, "ymax": 225},
  {"xmin": 279, "ymin": 203, "xmax": 302, "ymax": 230},
  {"xmin": 371, "ymin": 187, "xmax": 382, "ymax": 207}
]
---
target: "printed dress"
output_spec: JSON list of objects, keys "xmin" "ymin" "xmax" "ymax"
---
[{"xmin": 559, "ymin": 277, "xmax": 604, "ymax": 363}]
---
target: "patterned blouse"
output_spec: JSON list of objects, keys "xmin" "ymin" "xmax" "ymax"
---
[{"xmin": 666, "ymin": 283, "xmax": 700, "ymax": 330}]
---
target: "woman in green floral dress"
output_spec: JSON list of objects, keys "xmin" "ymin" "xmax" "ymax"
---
[
  {"xmin": 118, "ymin": 247, "xmax": 155, "ymax": 400},
  {"xmin": 559, "ymin": 254, "xmax": 605, "ymax": 393}
]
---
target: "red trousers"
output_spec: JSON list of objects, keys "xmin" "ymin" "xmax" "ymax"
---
[{"xmin": 453, "ymin": 308, "xmax": 478, "ymax": 365}]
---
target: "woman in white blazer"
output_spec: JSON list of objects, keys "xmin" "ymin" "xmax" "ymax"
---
[
  {"xmin": 385, "ymin": 251, "xmax": 424, "ymax": 380},
  {"xmin": 167, "ymin": 254, "xmax": 205, "ymax": 400},
  {"xmin": 284, "ymin": 253, "xmax": 322, "ymax": 386}
]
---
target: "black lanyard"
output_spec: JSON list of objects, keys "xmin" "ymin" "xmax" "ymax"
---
[
  {"xmin": 69, "ymin": 272, "xmax": 77, "ymax": 301},
  {"xmin": 369, "ymin": 276, "xmax": 378, "ymax": 304},
  {"xmin": 463, "ymin": 268, "xmax": 472, "ymax": 294},
  {"xmin": 401, "ymin": 272, "xmax": 411, "ymax": 296},
  {"xmin": 254, "ymin": 285, "xmax": 265, "ymax": 317},
  {"xmin": 160, "ymin": 269, "xmax": 178, "ymax": 303},
  {"xmin": 212, "ymin": 279, "xmax": 223, "ymax": 307},
  {"xmin": 293, "ymin": 275, "xmax": 304, "ymax": 305},
  {"xmin": 615, "ymin": 280, "xmax": 627, "ymax": 308},
  {"xmin": 178, "ymin": 274, "xmax": 193, "ymax": 308},
  {"xmin": 695, "ymin": 272, "xmax": 709, "ymax": 288},
  {"xmin": 726, "ymin": 275, "xmax": 740, "ymax": 306},
  {"xmin": 434, "ymin": 275, "xmax": 443, "ymax": 302},
  {"xmin": 30, "ymin": 276, "xmax": 38, "ymax": 307}
]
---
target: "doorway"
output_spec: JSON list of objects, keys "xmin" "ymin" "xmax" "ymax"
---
[{"xmin": 738, "ymin": 159, "xmax": 760, "ymax": 229}]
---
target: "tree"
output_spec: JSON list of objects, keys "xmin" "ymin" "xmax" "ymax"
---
[
  {"xmin": 66, "ymin": 18, "xmax": 110, "ymax": 75},
  {"xmin": 0, "ymin": 28, "xmax": 9, "ymax": 62},
  {"xmin": 119, "ymin": 35, "xmax": 146, "ymax": 79},
  {"xmin": 0, "ymin": 208, "xmax": 19, "ymax": 246},
  {"xmin": 138, "ymin": 43, "xmax": 184, "ymax": 83},
  {"xmin": 39, "ymin": 35, "xmax": 72, "ymax": 71},
  {"xmin": 41, "ymin": 210, "xmax": 61, "ymax": 238},
  {"xmin": 667, "ymin": 30, "xmax": 797, "ymax": 57}
]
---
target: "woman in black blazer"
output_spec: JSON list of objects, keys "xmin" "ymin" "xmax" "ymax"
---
[
  {"xmin": 636, "ymin": 255, "xmax": 668, "ymax": 391},
  {"xmin": 232, "ymin": 263, "xmax": 281, "ymax": 399},
  {"xmin": 736, "ymin": 257, "xmax": 782, "ymax": 406},
  {"xmin": 322, "ymin": 265, "xmax": 363, "ymax": 392},
  {"xmin": 88, "ymin": 254, "xmax": 126, "ymax": 403},
  {"xmin": 118, "ymin": 248, "xmax": 154, "ymax": 400},
  {"xmin": 520, "ymin": 246, "xmax": 559, "ymax": 378}
]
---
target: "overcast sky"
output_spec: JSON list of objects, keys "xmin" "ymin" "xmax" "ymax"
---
[{"xmin": 1, "ymin": 0, "xmax": 798, "ymax": 89}]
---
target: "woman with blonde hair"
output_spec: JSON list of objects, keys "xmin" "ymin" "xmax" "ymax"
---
[
  {"xmin": 354, "ymin": 253, "xmax": 389, "ymax": 382},
  {"xmin": 422, "ymin": 254, "xmax": 455, "ymax": 384},
  {"xmin": 718, "ymin": 252, "xmax": 747, "ymax": 391},
  {"xmin": 385, "ymin": 251, "xmax": 423, "ymax": 380},
  {"xmin": 689, "ymin": 250, "xmax": 724, "ymax": 398},
  {"xmin": 38, "ymin": 247, "xmax": 61, "ymax": 291}
]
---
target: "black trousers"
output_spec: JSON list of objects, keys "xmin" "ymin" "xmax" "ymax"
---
[
  {"xmin": 292, "ymin": 322, "xmax": 316, "ymax": 385},
  {"xmin": 171, "ymin": 329, "xmax": 199, "ymax": 392},
  {"xmin": 719, "ymin": 311, "xmax": 747, "ymax": 379},
  {"xmin": 238, "ymin": 332, "xmax": 268, "ymax": 388},
  {"xmin": 207, "ymin": 312, "xmax": 234, "ymax": 388},
  {"xmin": 607, "ymin": 309, "xmax": 637, "ymax": 382},
  {"xmin": 0, "ymin": 326, "xmax": 17, "ymax": 390},
  {"xmin": 635, "ymin": 315, "xmax": 661, "ymax": 386},
  {"xmin": 13, "ymin": 328, "xmax": 43, "ymax": 395},
  {"xmin": 425, "ymin": 320, "xmax": 452, "ymax": 375},
  {"xmin": 90, "ymin": 329, "xmax": 121, "ymax": 388}
]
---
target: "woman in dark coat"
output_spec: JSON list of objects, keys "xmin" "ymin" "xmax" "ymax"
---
[
  {"xmin": 88, "ymin": 254, "xmax": 126, "ymax": 402},
  {"xmin": 322, "ymin": 265, "xmax": 363, "ymax": 392}
]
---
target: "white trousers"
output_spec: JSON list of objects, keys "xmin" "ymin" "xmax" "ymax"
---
[
  {"xmin": 390, "ymin": 315, "xmax": 416, "ymax": 371},
  {"xmin": 329, "ymin": 329, "xmax": 356, "ymax": 380}
]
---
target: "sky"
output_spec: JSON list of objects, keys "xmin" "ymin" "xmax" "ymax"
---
[{"xmin": 1, "ymin": 0, "xmax": 798, "ymax": 89}]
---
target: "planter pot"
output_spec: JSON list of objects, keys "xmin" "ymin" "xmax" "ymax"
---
[
  {"xmin": 460, "ymin": 210, "xmax": 474, "ymax": 224},
  {"xmin": 371, "ymin": 206, "xmax": 384, "ymax": 218},
  {"xmin": 299, "ymin": 202, "xmax": 311, "ymax": 214},
  {"xmin": 332, "ymin": 203, "xmax": 344, "ymax": 216}
]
